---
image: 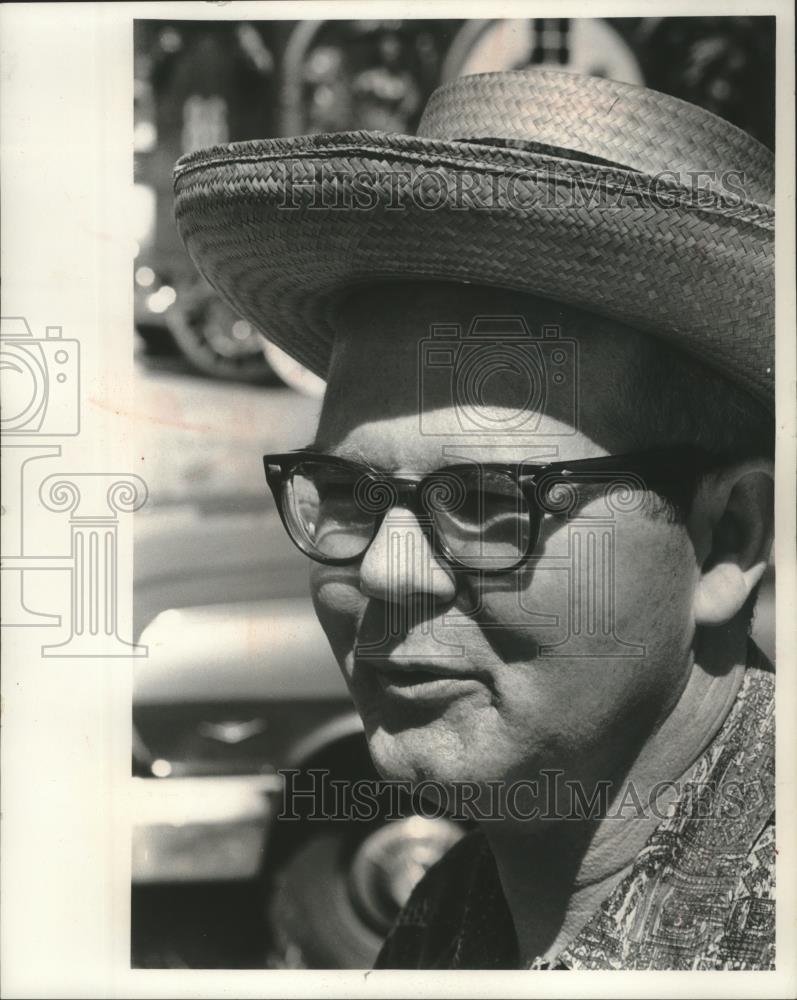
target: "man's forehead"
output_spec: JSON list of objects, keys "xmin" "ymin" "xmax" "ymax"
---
[
  {"xmin": 334, "ymin": 280, "xmax": 570, "ymax": 341},
  {"xmin": 331, "ymin": 280, "xmax": 642, "ymax": 364},
  {"xmin": 321, "ymin": 280, "xmax": 648, "ymax": 457},
  {"xmin": 311, "ymin": 412, "xmax": 601, "ymax": 473}
]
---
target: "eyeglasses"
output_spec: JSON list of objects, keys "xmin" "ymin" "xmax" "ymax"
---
[{"xmin": 263, "ymin": 447, "xmax": 714, "ymax": 573}]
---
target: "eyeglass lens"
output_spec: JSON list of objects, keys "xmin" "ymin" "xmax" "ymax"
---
[{"xmin": 283, "ymin": 461, "xmax": 534, "ymax": 570}]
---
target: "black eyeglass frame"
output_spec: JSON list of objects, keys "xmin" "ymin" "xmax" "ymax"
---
[{"xmin": 263, "ymin": 446, "xmax": 717, "ymax": 574}]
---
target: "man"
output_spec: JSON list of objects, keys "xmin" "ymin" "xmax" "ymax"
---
[{"xmin": 174, "ymin": 69, "xmax": 775, "ymax": 970}]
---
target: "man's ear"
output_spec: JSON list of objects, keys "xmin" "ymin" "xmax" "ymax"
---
[{"xmin": 690, "ymin": 460, "xmax": 774, "ymax": 626}]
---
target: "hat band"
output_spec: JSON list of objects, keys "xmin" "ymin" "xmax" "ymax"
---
[{"xmin": 458, "ymin": 135, "xmax": 640, "ymax": 172}]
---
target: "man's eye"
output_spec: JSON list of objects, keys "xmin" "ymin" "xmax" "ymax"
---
[
  {"xmin": 317, "ymin": 481, "xmax": 355, "ymax": 503},
  {"xmin": 453, "ymin": 489, "xmax": 481, "ymax": 518},
  {"xmin": 444, "ymin": 488, "xmax": 523, "ymax": 523}
]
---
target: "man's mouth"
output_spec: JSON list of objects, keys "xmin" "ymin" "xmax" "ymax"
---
[{"xmin": 358, "ymin": 658, "xmax": 490, "ymax": 705}]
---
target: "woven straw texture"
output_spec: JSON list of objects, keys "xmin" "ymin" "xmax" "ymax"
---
[
  {"xmin": 174, "ymin": 69, "xmax": 774, "ymax": 410},
  {"xmin": 418, "ymin": 71, "xmax": 774, "ymax": 202}
]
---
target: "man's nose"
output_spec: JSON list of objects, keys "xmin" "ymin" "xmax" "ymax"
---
[{"xmin": 358, "ymin": 507, "xmax": 456, "ymax": 604}]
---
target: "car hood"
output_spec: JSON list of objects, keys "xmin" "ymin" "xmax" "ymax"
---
[{"xmin": 135, "ymin": 598, "xmax": 348, "ymax": 704}]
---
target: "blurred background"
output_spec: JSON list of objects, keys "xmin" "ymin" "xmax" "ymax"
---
[{"xmin": 131, "ymin": 16, "xmax": 776, "ymax": 971}]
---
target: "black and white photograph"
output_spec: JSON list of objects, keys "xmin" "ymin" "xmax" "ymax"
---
[{"xmin": 1, "ymin": 3, "xmax": 795, "ymax": 997}]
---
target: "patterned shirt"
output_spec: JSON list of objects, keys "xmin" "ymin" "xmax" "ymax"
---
[{"xmin": 375, "ymin": 643, "xmax": 775, "ymax": 971}]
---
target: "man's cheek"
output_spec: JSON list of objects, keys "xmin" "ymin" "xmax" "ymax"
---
[
  {"xmin": 464, "ymin": 566, "xmax": 572, "ymax": 650},
  {"xmin": 611, "ymin": 520, "xmax": 696, "ymax": 629},
  {"xmin": 310, "ymin": 568, "xmax": 364, "ymax": 662},
  {"xmin": 465, "ymin": 529, "xmax": 670, "ymax": 659}
]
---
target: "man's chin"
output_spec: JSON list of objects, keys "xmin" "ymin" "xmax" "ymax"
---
[{"xmin": 365, "ymin": 726, "xmax": 495, "ymax": 787}]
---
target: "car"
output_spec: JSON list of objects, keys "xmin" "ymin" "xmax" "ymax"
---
[
  {"xmin": 132, "ymin": 501, "xmax": 465, "ymax": 969},
  {"xmin": 134, "ymin": 267, "xmax": 283, "ymax": 385}
]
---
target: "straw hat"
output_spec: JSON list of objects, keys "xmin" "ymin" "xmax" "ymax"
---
[{"xmin": 173, "ymin": 69, "xmax": 774, "ymax": 409}]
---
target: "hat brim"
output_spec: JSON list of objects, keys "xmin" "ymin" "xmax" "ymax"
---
[{"xmin": 174, "ymin": 131, "xmax": 774, "ymax": 408}]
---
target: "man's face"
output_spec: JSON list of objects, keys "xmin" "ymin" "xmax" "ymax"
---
[{"xmin": 309, "ymin": 282, "xmax": 701, "ymax": 789}]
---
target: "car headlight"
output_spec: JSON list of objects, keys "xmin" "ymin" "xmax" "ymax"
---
[{"xmin": 348, "ymin": 815, "xmax": 464, "ymax": 933}]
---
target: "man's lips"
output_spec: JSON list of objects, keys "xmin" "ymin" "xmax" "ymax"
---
[{"xmin": 356, "ymin": 657, "xmax": 491, "ymax": 704}]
